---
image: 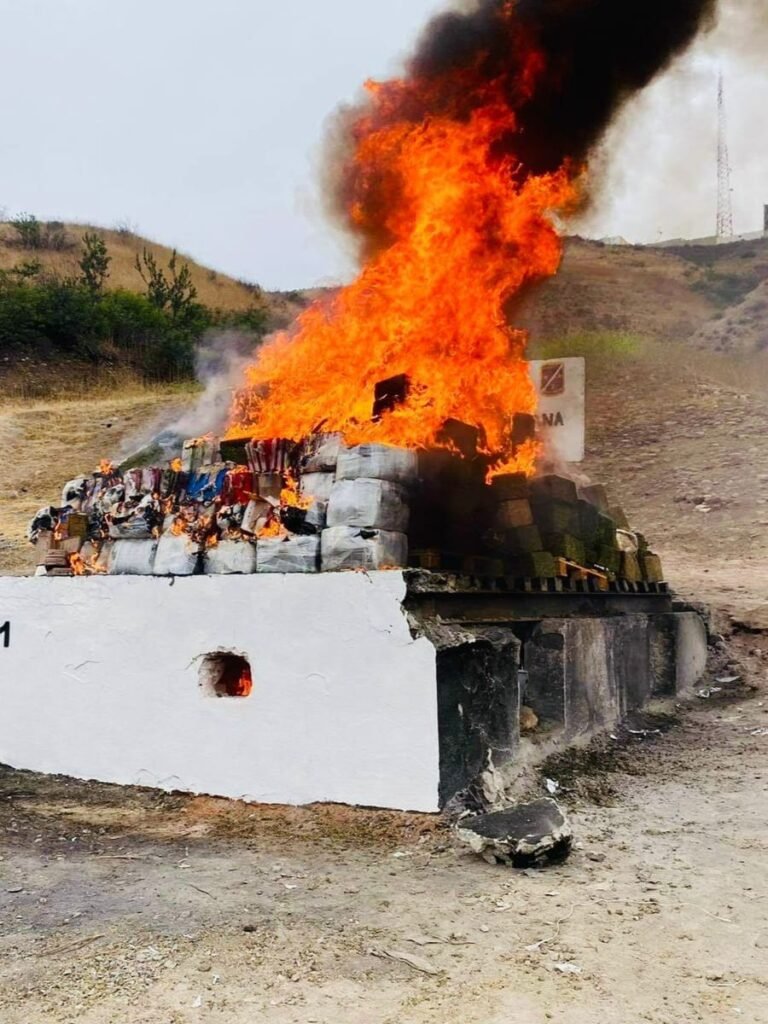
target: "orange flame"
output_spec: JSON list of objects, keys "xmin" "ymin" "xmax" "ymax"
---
[
  {"xmin": 228, "ymin": 58, "xmax": 580, "ymax": 472},
  {"xmin": 280, "ymin": 471, "xmax": 312, "ymax": 511},
  {"xmin": 68, "ymin": 550, "xmax": 107, "ymax": 576}
]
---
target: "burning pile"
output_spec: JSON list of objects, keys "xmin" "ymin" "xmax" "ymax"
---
[
  {"xmin": 29, "ymin": 0, "xmax": 716, "ymax": 586},
  {"xmin": 30, "ymin": 422, "xmax": 664, "ymax": 588},
  {"xmin": 227, "ymin": 0, "xmax": 716, "ymax": 470}
]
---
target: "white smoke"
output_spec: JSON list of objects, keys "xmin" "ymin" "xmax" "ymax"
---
[
  {"xmin": 574, "ymin": 0, "xmax": 768, "ymax": 243},
  {"xmin": 115, "ymin": 330, "xmax": 263, "ymax": 465}
]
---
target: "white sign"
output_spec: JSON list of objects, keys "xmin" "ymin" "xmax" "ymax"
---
[{"xmin": 528, "ymin": 357, "xmax": 586, "ymax": 463}]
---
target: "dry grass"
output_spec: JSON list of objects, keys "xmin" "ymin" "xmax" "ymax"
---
[
  {"xmin": 0, "ymin": 223, "xmax": 259, "ymax": 311},
  {"xmin": 0, "ymin": 384, "xmax": 196, "ymax": 575},
  {"xmin": 0, "ymin": 222, "xmax": 310, "ymax": 322}
]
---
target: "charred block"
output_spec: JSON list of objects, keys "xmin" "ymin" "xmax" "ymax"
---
[
  {"xmin": 490, "ymin": 473, "xmax": 530, "ymax": 502},
  {"xmin": 457, "ymin": 798, "xmax": 572, "ymax": 868},
  {"xmin": 437, "ymin": 418, "xmax": 485, "ymax": 459},
  {"xmin": 579, "ymin": 483, "xmax": 610, "ymax": 512},
  {"xmin": 373, "ymin": 373, "xmax": 410, "ymax": 421},
  {"xmin": 511, "ymin": 412, "xmax": 537, "ymax": 449},
  {"xmin": 530, "ymin": 474, "xmax": 578, "ymax": 505}
]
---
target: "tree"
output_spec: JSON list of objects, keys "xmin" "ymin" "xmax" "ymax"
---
[
  {"xmin": 79, "ymin": 233, "xmax": 111, "ymax": 293},
  {"xmin": 135, "ymin": 248, "xmax": 198, "ymax": 323},
  {"xmin": 11, "ymin": 213, "xmax": 42, "ymax": 249}
]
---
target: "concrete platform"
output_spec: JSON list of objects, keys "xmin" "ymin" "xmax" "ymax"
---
[{"xmin": 0, "ymin": 572, "xmax": 709, "ymax": 811}]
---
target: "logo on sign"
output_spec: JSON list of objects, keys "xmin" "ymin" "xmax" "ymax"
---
[{"xmin": 540, "ymin": 361, "xmax": 565, "ymax": 397}]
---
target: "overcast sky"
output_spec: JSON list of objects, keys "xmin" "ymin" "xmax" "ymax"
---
[{"xmin": 0, "ymin": 0, "xmax": 764, "ymax": 291}]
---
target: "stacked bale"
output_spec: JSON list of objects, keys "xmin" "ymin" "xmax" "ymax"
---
[
  {"xmin": 321, "ymin": 444, "xmax": 416, "ymax": 571},
  {"xmin": 484, "ymin": 473, "xmax": 664, "ymax": 583}
]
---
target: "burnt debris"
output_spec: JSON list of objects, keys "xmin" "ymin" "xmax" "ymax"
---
[{"xmin": 457, "ymin": 797, "xmax": 573, "ymax": 868}]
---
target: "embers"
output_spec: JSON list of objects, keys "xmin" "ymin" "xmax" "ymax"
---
[{"xmin": 200, "ymin": 653, "xmax": 253, "ymax": 698}]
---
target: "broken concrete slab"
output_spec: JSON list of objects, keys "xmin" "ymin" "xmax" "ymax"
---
[{"xmin": 456, "ymin": 798, "xmax": 572, "ymax": 868}]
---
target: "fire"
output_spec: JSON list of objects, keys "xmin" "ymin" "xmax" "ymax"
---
[
  {"xmin": 68, "ymin": 550, "xmax": 107, "ymax": 576},
  {"xmin": 280, "ymin": 472, "xmax": 311, "ymax": 511},
  {"xmin": 99, "ymin": 460, "xmax": 114, "ymax": 477},
  {"xmin": 170, "ymin": 458, "xmax": 182, "ymax": 473},
  {"xmin": 257, "ymin": 515, "xmax": 284, "ymax": 540},
  {"xmin": 228, "ymin": 20, "xmax": 581, "ymax": 473}
]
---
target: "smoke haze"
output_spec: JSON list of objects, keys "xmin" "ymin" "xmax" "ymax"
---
[{"xmin": 574, "ymin": 0, "xmax": 768, "ymax": 242}]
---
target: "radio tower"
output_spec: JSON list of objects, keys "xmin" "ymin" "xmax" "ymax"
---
[{"xmin": 717, "ymin": 72, "xmax": 734, "ymax": 241}]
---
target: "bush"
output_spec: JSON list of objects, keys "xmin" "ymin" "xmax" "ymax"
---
[
  {"xmin": 11, "ymin": 213, "xmax": 43, "ymax": 249},
  {"xmin": 0, "ymin": 238, "xmax": 270, "ymax": 382}
]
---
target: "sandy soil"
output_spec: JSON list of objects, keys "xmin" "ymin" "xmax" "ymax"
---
[{"xmin": 0, "ymin": 627, "xmax": 766, "ymax": 1023}]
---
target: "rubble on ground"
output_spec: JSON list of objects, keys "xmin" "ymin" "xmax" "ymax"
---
[{"xmin": 456, "ymin": 797, "xmax": 572, "ymax": 868}]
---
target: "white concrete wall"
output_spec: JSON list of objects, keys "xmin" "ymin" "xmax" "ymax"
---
[{"xmin": 0, "ymin": 572, "xmax": 440, "ymax": 812}]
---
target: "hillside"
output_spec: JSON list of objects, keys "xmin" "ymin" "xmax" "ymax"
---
[
  {"xmin": 518, "ymin": 235, "xmax": 768, "ymax": 349},
  {"xmin": 0, "ymin": 220, "xmax": 309, "ymax": 319}
]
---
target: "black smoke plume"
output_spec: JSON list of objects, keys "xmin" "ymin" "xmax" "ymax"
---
[{"xmin": 332, "ymin": 0, "xmax": 717, "ymax": 253}]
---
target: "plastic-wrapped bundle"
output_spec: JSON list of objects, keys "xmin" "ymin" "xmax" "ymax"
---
[
  {"xmin": 336, "ymin": 444, "xmax": 418, "ymax": 486},
  {"xmin": 299, "ymin": 472, "xmax": 336, "ymax": 530},
  {"xmin": 241, "ymin": 497, "xmax": 275, "ymax": 535},
  {"xmin": 300, "ymin": 433, "xmax": 343, "ymax": 474},
  {"xmin": 109, "ymin": 540, "xmax": 158, "ymax": 576},
  {"xmin": 257, "ymin": 535, "xmax": 320, "ymax": 574},
  {"xmin": 182, "ymin": 436, "xmax": 220, "ymax": 473},
  {"xmin": 108, "ymin": 517, "xmax": 154, "ymax": 540},
  {"xmin": 321, "ymin": 526, "xmax": 408, "ymax": 572},
  {"xmin": 61, "ymin": 476, "xmax": 88, "ymax": 510},
  {"xmin": 204, "ymin": 539, "xmax": 258, "ymax": 575},
  {"xmin": 327, "ymin": 479, "xmax": 410, "ymax": 533},
  {"xmin": 153, "ymin": 534, "xmax": 201, "ymax": 576}
]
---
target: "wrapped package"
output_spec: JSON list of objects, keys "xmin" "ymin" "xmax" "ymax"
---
[
  {"xmin": 257, "ymin": 535, "xmax": 320, "ymax": 574},
  {"xmin": 245, "ymin": 439, "xmax": 297, "ymax": 474},
  {"xmin": 300, "ymin": 472, "xmax": 336, "ymax": 530},
  {"xmin": 204, "ymin": 539, "xmax": 258, "ymax": 575},
  {"xmin": 300, "ymin": 433, "xmax": 343, "ymax": 474},
  {"xmin": 327, "ymin": 478, "xmax": 410, "ymax": 532},
  {"xmin": 61, "ymin": 476, "xmax": 88, "ymax": 509},
  {"xmin": 109, "ymin": 515, "xmax": 153, "ymax": 540},
  {"xmin": 81, "ymin": 540, "xmax": 113, "ymax": 573},
  {"xmin": 109, "ymin": 540, "xmax": 158, "ymax": 576},
  {"xmin": 153, "ymin": 534, "xmax": 201, "ymax": 576},
  {"xmin": 182, "ymin": 436, "xmax": 220, "ymax": 473},
  {"xmin": 241, "ymin": 497, "xmax": 275, "ymax": 535},
  {"xmin": 321, "ymin": 526, "xmax": 408, "ymax": 572},
  {"xmin": 336, "ymin": 444, "xmax": 418, "ymax": 486}
]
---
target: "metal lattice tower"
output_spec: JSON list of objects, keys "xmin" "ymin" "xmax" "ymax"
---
[{"xmin": 717, "ymin": 72, "xmax": 735, "ymax": 241}]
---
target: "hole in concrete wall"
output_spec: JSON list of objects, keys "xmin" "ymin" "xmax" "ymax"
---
[{"xmin": 199, "ymin": 653, "xmax": 253, "ymax": 698}]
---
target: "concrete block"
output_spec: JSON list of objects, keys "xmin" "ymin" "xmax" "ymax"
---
[
  {"xmin": 436, "ymin": 628, "xmax": 520, "ymax": 808},
  {"xmin": 674, "ymin": 611, "xmax": 709, "ymax": 695}
]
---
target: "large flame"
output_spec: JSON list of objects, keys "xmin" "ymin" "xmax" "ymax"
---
[{"xmin": 228, "ymin": 24, "xmax": 581, "ymax": 471}]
